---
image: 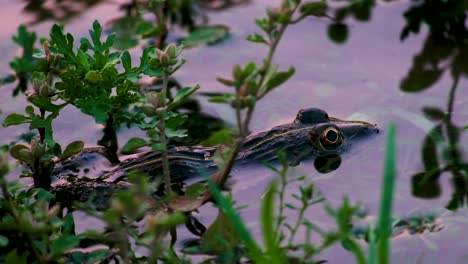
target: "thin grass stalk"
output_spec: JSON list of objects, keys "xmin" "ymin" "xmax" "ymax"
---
[{"xmin": 376, "ymin": 123, "xmax": 397, "ymax": 264}]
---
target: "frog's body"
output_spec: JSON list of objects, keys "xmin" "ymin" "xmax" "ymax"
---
[
  {"xmin": 100, "ymin": 108, "xmax": 378, "ymax": 180},
  {"xmin": 52, "ymin": 108, "xmax": 378, "ymax": 208}
]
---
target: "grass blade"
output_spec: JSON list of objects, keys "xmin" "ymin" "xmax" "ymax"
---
[
  {"xmin": 376, "ymin": 123, "xmax": 397, "ymax": 264},
  {"xmin": 261, "ymin": 182, "xmax": 283, "ymax": 264},
  {"xmin": 207, "ymin": 179, "xmax": 264, "ymax": 262}
]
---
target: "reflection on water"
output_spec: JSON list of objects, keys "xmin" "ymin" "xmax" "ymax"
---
[
  {"xmin": 22, "ymin": 0, "xmax": 108, "ymax": 25},
  {"xmin": 314, "ymin": 154, "xmax": 342, "ymax": 173},
  {"xmin": 398, "ymin": 0, "xmax": 468, "ymax": 210}
]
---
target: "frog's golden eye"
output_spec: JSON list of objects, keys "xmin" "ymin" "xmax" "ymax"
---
[{"xmin": 319, "ymin": 127, "xmax": 343, "ymax": 151}]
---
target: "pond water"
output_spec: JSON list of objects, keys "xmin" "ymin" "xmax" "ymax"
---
[{"xmin": 0, "ymin": 0, "xmax": 467, "ymax": 263}]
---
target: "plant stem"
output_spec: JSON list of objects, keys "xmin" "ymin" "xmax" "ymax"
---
[
  {"xmin": 446, "ymin": 75, "xmax": 460, "ymax": 165},
  {"xmin": 287, "ymin": 201, "xmax": 307, "ymax": 246},
  {"xmin": 211, "ymin": 8, "xmax": 295, "ymax": 186},
  {"xmin": 159, "ymin": 74, "xmax": 171, "ymax": 194},
  {"xmin": 38, "ymin": 109, "xmax": 46, "ymax": 144},
  {"xmin": 275, "ymin": 166, "xmax": 288, "ymax": 237},
  {"xmin": 154, "ymin": 3, "xmax": 168, "ymax": 49}
]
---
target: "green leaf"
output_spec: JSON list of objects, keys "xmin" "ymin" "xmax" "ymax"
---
[
  {"xmin": 261, "ymin": 182, "xmax": 283, "ymax": 263},
  {"xmin": 168, "ymin": 85, "xmax": 200, "ymax": 109},
  {"xmin": 207, "ymin": 180, "xmax": 264, "ymax": 261},
  {"xmin": 1, "ymin": 75, "xmax": 16, "ymax": 85},
  {"xmin": 90, "ymin": 20, "xmax": 103, "ymax": 50},
  {"xmin": 111, "ymin": 17, "xmax": 141, "ymax": 50},
  {"xmin": 185, "ymin": 182, "xmax": 207, "ymax": 198},
  {"xmin": 2, "ymin": 113, "xmax": 30, "ymax": 126},
  {"xmin": 33, "ymin": 188, "xmax": 55, "ymax": 201},
  {"xmin": 122, "ymin": 137, "xmax": 149, "ymax": 154},
  {"xmin": 246, "ymin": 33, "xmax": 269, "ymax": 45},
  {"xmin": 60, "ymin": 141, "xmax": 84, "ymax": 161},
  {"xmin": 422, "ymin": 107, "xmax": 446, "ymax": 122},
  {"xmin": 13, "ymin": 25, "xmax": 37, "ymax": 59},
  {"xmin": 136, "ymin": 20, "xmax": 155, "ymax": 35},
  {"xmin": 181, "ymin": 26, "xmax": 229, "ymax": 48},
  {"xmin": 0, "ymin": 235, "xmax": 8, "ymax": 247},
  {"xmin": 201, "ymin": 129, "xmax": 234, "ymax": 146},
  {"xmin": 122, "ymin": 51, "xmax": 132, "ymax": 72},
  {"xmin": 327, "ymin": 23, "xmax": 349, "ymax": 44},
  {"xmin": 240, "ymin": 62, "xmax": 257, "ymax": 81},
  {"xmin": 151, "ymin": 143, "xmax": 166, "ymax": 151},
  {"xmin": 63, "ymin": 214, "xmax": 75, "ymax": 234},
  {"xmin": 25, "ymin": 106, "xmax": 35, "ymax": 117},
  {"xmin": 84, "ymin": 250, "xmax": 112, "ymax": 262},
  {"xmin": 199, "ymin": 209, "xmax": 240, "ymax": 255},
  {"xmin": 75, "ymin": 95, "xmax": 112, "ymax": 124},
  {"xmin": 84, "ymin": 70, "xmax": 102, "ymax": 84},
  {"xmin": 208, "ymin": 93, "xmax": 235, "ymax": 104},
  {"xmin": 265, "ymin": 67, "xmax": 295, "ymax": 92},
  {"xmin": 5, "ymin": 249, "xmax": 28, "ymax": 264},
  {"xmin": 51, "ymin": 235, "xmax": 81, "ymax": 256},
  {"xmin": 165, "ymin": 127, "xmax": 187, "ymax": 138},
  {"xmin": 376, "ymin": 123, "xmax": 397, "ymax": 264},
  {"xmin": 30, "ymin": 97, "xmax": 65, "ymax": 113},
  {"xmin": 77, "ymin": 49, "xmax": 90, "ymax": 71},
  {"xmin": 300, "ymin": 1, "xmax": 327, "ymax": 17}
]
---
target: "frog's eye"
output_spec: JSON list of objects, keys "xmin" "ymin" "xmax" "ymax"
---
[{"xmin": 319, "ymin": 127, "xmax": 344, "ymax": 151}]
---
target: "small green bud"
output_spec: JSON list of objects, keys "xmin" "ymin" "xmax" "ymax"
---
[
  {"xmin": 239, "ymin": 83, "xmax": 249, "ymax": 97},
  {"xmin": 85, "ymin": 70, "xmax": 101, "ymax": 84},
  {"xmin": 39, "ymin": 84, "xmax": 49, "ymax": 97},
  {"xmin": 159, "ymin": 52, "xmax": 169, "ymax": 66},
  {"xmin": 43, "ymin": 41, "xmax": 50, "ymax": 58},
  {"xmin": 147, "ymin": 91, "xmax": 160, "ymax": 108},
  {"xmin": 155, "ymin": 48, "xmax": 164, "ymax": 58},
  {"xmin": 216, "ymin": 76, "xmax": 234, "ymax": 86},
  {"xmin": 30, "ymin": 139, "xmax": 37, "ymax": 150},
  {"xmin": 302, "ymin": 184, "xmax": 314, "ymax": 200},
  {"xmin": 32, "ymin": 78, "xmax": 42, "ymax": 93},
  {"xmin": 47, "ymin": 205, "xmax": 60, "ymax": 219},
  {"xmin": 141, "ymin": 105, "xmax": 157, "ymax": 116},
  {"xmin": 145, "ymin": 214, "xmax": 159, "ymax": 231},
  {"xmin": 245, "ymin": 95, "xmax": 256, "ymax": 107},
  {"xmin": 26, "ymin": 91, "xmax": 38, "ymax": 102},
  {"xmin": 31, "ymin": 140, "xmax": 45, "ymax": 159},
  {"xmin": 232, "ymin": 64, "xmax": 242, "ymax": 79},
  {"xmin": 169, "ymin": 58, "xmax": 178, "ymax": 66},
  {"xmin": 266, "ymin": 7, "xmax": 281, "ymax": 21},
  {"xmin": 111, "ymin": 199, "xmax": 125, "ymax": 214},
  {"xmin": 165, "ymin": 43, "xmax": 177, "ymax": 58},
  {"xmin": 230, "ymin": 99, "xmax": 246, "ymax": 109},
  {"xmin": 0, "ymin": 152, "xmax": 9, "ymax": 177}
]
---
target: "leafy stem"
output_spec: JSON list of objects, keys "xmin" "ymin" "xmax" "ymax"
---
[
  {"xmin": 159, "ymin": 73, "xmax": 171, "ymax": 194},
  {"xmin": 212, "ymin": 0, "xmax": 300, "ymax": 187},
  {"xmin": 286, "ymin": 199, "xmax": 308, "ymax": 246},
  {"xmin": 0, "ymin": 181, "xmax": 47, "ymax": 264}
]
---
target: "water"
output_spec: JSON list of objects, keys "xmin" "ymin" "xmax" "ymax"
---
[{"xmin": 0, "ymin": 0, "xmax": 467, "ymax": 263}]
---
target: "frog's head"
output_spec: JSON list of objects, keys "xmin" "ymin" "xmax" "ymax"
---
[{"xmin": 294, "ymin": 108, "xmax": 379, "ymax": 154}]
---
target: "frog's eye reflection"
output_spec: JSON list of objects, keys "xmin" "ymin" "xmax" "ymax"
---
[{"xmin": 319, "ymin": 127, "xmax": 343, "ymax": 151}]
